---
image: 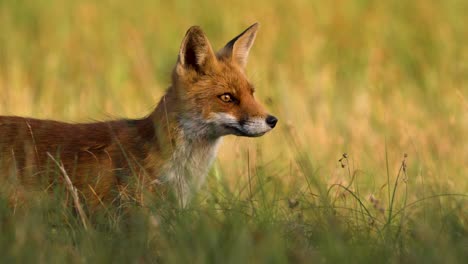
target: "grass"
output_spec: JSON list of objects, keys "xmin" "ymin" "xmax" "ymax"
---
[{"xmin": 0, "ymin": 0, "xmax": 467, "ymax": 263}]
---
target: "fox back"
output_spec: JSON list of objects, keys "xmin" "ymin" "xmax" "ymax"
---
[{"xmin": 0, "ymin": 23, "xmax": 277, "ymax": 210}]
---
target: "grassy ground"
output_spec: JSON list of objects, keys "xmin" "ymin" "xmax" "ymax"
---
[{"xmin": 0, "ymin": 0, "xmax": 467, "ymax": 263}]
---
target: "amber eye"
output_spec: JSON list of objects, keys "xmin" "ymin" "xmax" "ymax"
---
[{"xmin": 219, "ymin": 93, "xmax": 233, "ymax": 103}]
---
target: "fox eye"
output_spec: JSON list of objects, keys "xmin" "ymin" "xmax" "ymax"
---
[{"xmin": 219, "ymin": 93, "xmax": 234, "ymax": 103}]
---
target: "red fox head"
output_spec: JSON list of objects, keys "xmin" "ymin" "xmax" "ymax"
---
[{"xmin": 171, "ymin": 23, "xmax": 277, "ymax": 139}]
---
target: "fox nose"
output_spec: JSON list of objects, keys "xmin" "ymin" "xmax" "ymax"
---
[{"xmin": 266, "ymin": 115, "xmax": 278, "ymax": 128}]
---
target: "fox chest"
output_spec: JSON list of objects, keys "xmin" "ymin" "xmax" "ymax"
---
[{"xmin": 158, "ymin": 139, "xmax": 221, "ymax": 204}]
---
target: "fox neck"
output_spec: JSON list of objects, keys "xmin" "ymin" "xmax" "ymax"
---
[{"xmin": 147, "ymin": 86, "xmax": 221, "ymax": 206}]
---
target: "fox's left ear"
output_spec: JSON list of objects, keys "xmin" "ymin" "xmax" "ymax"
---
[{"xmin": 218, "ymin": 23, "xmax": 259, "ymax": 70}]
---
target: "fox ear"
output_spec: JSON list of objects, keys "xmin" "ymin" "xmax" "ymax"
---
[
  {"xmin": 177, "ymin": 26, "xmax": 216, "ymax": 74},
  {"xmin": 218, "ymin": 23, "xmax": 259, "ymax": 70}
]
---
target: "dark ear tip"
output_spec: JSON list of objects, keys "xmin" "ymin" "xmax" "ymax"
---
[{"xmin": 249, "ymin": 22, "xmax": 260, "ymax": 30}]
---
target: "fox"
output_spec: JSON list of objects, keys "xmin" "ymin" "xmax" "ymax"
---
[{"xmin": 0, "ymin": 23, "xmax": 277, "ymax": 210}]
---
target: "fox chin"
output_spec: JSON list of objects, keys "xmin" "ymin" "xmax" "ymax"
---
[{"xmin": 0, "ymin": 23, "xmax": 277, "ymax": 209}]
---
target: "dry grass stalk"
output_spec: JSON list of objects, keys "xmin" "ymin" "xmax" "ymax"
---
[{"xmin": 46, "ymin": 152, "xmax": 90, "ymax": 231}]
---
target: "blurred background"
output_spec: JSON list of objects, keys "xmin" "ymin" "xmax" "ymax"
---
[{"xmin": 0, "ymin": 0, "xmax": 466, "ymax": 203}]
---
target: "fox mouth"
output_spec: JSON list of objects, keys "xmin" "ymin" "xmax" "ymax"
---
[
  {"xmin": 208, "ymin": 113, "xmax": 272, "ymax": 138},
  {"xmin": 223, "ymin": 124, "xmax": 266, "ymax": 137}
]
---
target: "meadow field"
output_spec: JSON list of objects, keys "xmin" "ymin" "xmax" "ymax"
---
[{"xmin": 0, "ymin": 0, "xmax": 467, "ymax": 263}]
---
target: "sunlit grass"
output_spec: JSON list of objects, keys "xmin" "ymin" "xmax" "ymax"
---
[{"xmin": 0, "ymin": 0, "xmax": 467, "ymax": 262}]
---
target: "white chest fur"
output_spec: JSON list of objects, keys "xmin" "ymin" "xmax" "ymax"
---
[{"xmin": 159, "ymin": 137, "xmax": 221, "ymax": 206}]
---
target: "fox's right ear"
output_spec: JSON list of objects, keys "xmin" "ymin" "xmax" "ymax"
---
[{"xmin": 177, "ymin": 26, "xmax": 216, "ymax": 75}]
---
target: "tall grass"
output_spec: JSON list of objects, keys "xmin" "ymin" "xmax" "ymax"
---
[{"xmin": 0, "ymin": 0, "xmax": 467, "ymax": 262}]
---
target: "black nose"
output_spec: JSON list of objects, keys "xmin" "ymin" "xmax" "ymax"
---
[{"xmin": 266, "ymin": 115, "xmax": 278, "ymax": 128}]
